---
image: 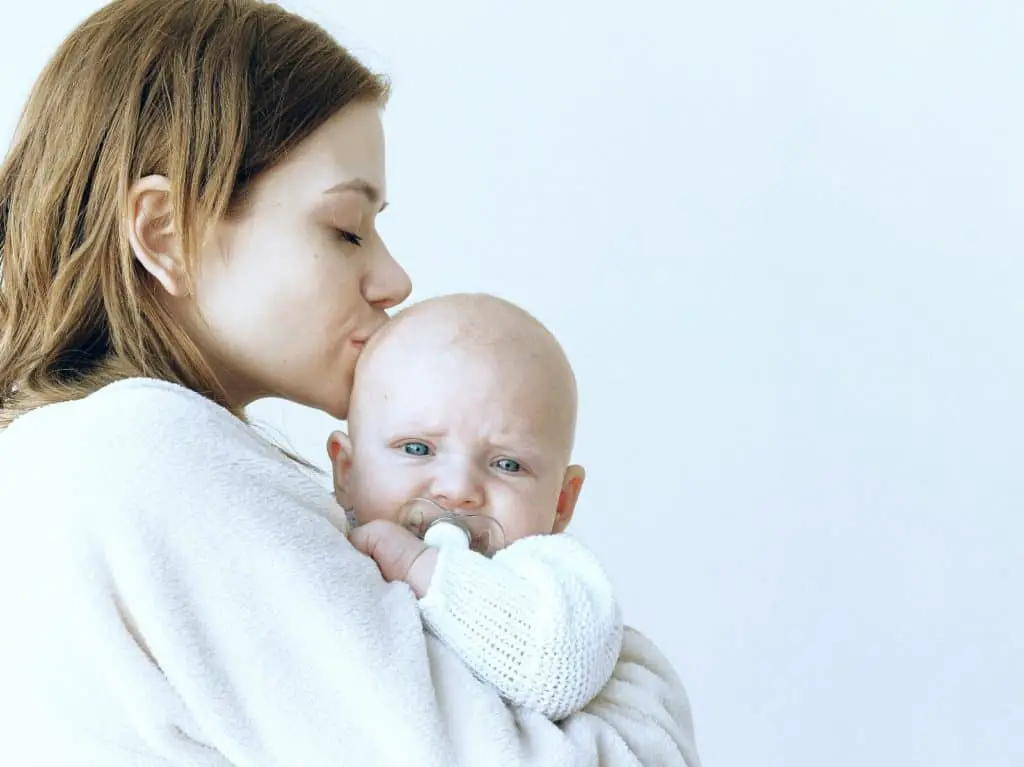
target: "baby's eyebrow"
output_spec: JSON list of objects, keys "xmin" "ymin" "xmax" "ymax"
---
[
  {"xmin": 390, "ymin": 427, "xmax": 446, "ymax": 440},
  {"xmin": 490, "ymin": 440, "xmax": 546, "ymax": 459}
]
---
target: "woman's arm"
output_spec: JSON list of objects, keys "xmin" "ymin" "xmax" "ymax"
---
[{"xmin": 94, "ymin": 382, "xmax": 700, "ymax": 765}]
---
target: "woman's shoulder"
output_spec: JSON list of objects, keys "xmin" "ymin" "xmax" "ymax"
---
[
  {"xmin": 2, "ymin": 376, "xmax": 343, "ymax": 534},
  {"xmin": 6, "ymin": 377, "xmax": 327, "ymax": 503},
  {"xmin": 11, "ymin": 377, "xmax": 273, "ymax": 458},
  {"xmin": 4, "ymin": 376, "xmax": 219, "ymax": 431},
  {"xmin": 69, "ymin": 376, "xmax": 251, "ymax": 440}
]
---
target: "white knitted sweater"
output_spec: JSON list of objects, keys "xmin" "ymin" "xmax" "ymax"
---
[
  {"xmin": 420, "ymin": 535, "xmax": 623, "ymax": 721},
  {"xmin": 0, "ymin": 378, "xmax": 701, "ymax": 766}
]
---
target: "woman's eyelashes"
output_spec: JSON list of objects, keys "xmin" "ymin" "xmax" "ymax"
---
[{"xmin": 337, "ymin": 229, "xmax": 363, "ymax": 247}]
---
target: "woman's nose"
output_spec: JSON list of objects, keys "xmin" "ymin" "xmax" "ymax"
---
[{"xmin": 364, "ymin": 239, "xmax": 412, "ymax": 311}]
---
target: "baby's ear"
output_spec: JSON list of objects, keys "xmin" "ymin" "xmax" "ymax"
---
[
  {"xmin": 326, "ymin": 430, "xmax": 355, "ymax": 510},
  {"xmin": 553, "ymin": 465, "xmax": 585, "ymax": 533}
]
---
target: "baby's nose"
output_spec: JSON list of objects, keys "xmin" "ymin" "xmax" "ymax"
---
[{"xmin": 429, "ymin": 466, "xmax": 485, "ymax": 510}]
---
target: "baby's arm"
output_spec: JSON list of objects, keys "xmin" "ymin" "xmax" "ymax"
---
[
  {"xmin": 423, "ymin": 534, "xmax": 624, "ymax": 720},
  {"xmin": 351, "ymin": 521, "xmax": 624, "ymax": 721}
]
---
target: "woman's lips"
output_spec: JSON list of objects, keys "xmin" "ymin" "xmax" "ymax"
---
[{"xmin": 352, "ymin": 316, "xmax": 387, "ymax": 349}]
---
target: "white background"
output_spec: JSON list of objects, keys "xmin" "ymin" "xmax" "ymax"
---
[{"xmin": 4, "ymin": 2, "xmax": 1021, "ymax": 765}]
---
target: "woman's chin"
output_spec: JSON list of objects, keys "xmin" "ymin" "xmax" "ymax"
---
[
  {"xmin": 324, "ymin": 402, "xmax": 349, "ymax": 420},
  {"xmin": 317, "ymin": 386, "xmax": 352, "ymax": 421}
]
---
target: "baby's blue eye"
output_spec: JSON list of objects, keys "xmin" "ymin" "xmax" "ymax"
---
[
  {"xmin": 402, "ymin": 442, "xmax": 431, "ymax": 457},
  {"xmin": 494, "ymin": 458, "xmax": 522, "ymax": 473}
]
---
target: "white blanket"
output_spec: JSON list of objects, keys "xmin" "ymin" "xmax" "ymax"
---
[{"xmin": 0, "ymin": 378, "xmax": 700, "ymax": 766}]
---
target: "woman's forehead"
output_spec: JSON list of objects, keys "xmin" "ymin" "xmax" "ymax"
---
[{"xmin": 259, "ymin": 102, "xmax": 387, "ymax": 202}]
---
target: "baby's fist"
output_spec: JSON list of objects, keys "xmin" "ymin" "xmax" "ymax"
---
[{"xmin": 348, "ymin": 518, "xmax": 438, "ymax": 598}]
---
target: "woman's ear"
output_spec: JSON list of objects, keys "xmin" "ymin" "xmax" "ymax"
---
[
  {"xmin": 326, "ymin": 430, "xmax": 355, "ymax": 510},
  {"xmin": 126, "ymin": 175, "xmax": 190, "ymax": 297},
  {"xmin": 553, "ymin": 465, "xmax": 585, "ymax": 533}
]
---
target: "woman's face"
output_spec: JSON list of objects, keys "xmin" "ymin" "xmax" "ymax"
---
[{"xmin": 190, "ymin": 102, "xmax": 411, "ymax": 417}]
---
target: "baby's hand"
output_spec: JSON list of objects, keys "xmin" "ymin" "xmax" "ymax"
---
[{"xmin": 348, "ymin": 519, "xmax": 438, "ymax": 598}]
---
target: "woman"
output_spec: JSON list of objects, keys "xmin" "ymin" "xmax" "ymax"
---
[{"xmin": 0, "ymin": 1, "xmax": 700, "ymax": 764}]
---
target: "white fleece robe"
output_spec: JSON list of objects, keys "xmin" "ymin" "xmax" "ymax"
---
[{"xmin": 0, "ymin": 378, "xmax": 701, "ymax": 766}]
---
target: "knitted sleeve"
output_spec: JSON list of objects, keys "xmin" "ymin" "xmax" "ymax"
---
[{"xmin": 418, "ymin": 533, "xmax": 624, "ymax": 720}]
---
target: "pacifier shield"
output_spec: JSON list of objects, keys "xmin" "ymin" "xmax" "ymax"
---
[{"xmin": 397, "ymin": 498, "xmax": 506, "ymax": 556}]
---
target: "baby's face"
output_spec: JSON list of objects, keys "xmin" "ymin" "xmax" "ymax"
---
[{"xmin": 336, "ymin": 307, "xmax": 581, "ymax": 544}]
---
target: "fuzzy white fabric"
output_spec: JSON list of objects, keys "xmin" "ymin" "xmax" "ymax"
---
[{"xmin": 0, "ymin": 378, "xmax": 701, "ymax": 766}]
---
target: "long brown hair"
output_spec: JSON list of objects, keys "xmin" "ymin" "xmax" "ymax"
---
[{"xmin": 0, "ymin": 0, "xmax": 389, "ymax": 428}]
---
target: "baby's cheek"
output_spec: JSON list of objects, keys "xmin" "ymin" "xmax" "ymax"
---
[
  {"xmin": 350, "ymin": 482, "xmax": 406, "ymax": 526},
  {"xmin": 348, "ymin": 453, "xmax": 414, "ymax": 521},
  {"xmin": 494, "ymin": 509, "xmax": 555, "ymax": 545},
  {"xmin": 351, "ymin": 496, "xmax": 396, "ymax": 525}
]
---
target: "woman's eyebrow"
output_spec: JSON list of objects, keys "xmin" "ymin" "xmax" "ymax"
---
[{"xmin": 322, "ymin": 178, "xmax": 388, "ymax": 212}]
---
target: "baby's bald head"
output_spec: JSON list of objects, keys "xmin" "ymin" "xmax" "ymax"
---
[
  {"xmin": 351, "ymin": 293, "xmax": 578, "ymax": 459},
  {"xmin": 335, "ymin": 294, "xmax": 585, "ymax": 541}
]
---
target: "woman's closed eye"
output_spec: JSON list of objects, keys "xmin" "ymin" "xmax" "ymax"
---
[
  {"xmin": 337, "ymin": 229, "xmax": 363, "ymax": 246},
  {"xmin": 399, "ymin": 441, "xmax": 432, "ymax": 457}
]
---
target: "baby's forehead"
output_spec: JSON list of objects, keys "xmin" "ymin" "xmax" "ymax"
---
[{"xmin": 353, "ymin": 295, "xmax": 578, "ymax": 448}]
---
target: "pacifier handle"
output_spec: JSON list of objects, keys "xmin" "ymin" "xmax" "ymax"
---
[{"xmin": 423, "ymin": 518, "xmax": 471, "ymax": 550}]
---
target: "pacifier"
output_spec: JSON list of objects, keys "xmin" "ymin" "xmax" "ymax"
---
[{"xmin": 398, "ymin": 498, "xmax": 506, "ymax": 557}]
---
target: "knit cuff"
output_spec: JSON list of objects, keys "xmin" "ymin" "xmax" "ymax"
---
[{"xmin": 419, "ymin": 547, "xmax": 539, "ymax": 694}]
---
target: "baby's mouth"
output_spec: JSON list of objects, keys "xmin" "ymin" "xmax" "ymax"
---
[{"xmin": 397, "ymin": 498, "xmax": 506, "ymax": 556}]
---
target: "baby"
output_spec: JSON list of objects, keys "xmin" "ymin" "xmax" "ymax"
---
[{"xmin": 328, "ymin": 292, "xmax": 623, "ymax": 721}]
